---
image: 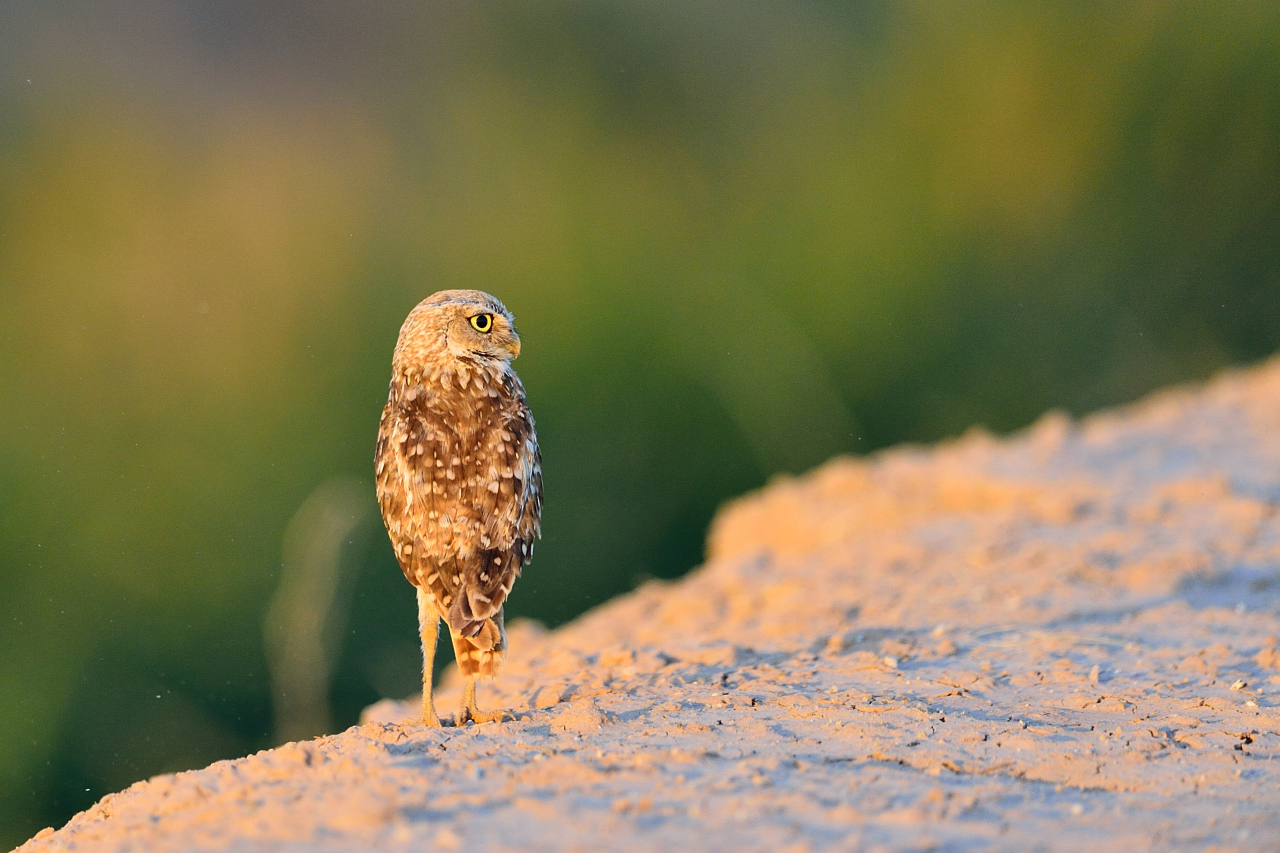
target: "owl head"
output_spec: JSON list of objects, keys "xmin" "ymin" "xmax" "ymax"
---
[{"xmin": 393, "ymin": 289, "xmax": 521, "ymax": 372}]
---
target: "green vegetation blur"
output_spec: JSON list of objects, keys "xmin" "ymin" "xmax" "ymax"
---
[{"xmin": 2, "ymin": 1, "xmax": 1279, "ymax": 843}]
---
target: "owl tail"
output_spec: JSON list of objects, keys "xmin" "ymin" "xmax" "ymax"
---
[{"xmin": 450, "ymin": 608, "xmax": 506, "ymax": 680}]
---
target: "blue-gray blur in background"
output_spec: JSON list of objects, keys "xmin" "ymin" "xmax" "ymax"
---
[{"xmin": 1, "ymin": 1, "xmax": 1279, "ymax": 843}]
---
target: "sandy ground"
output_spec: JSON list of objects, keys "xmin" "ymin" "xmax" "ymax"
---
[{"xmin": 20, "ymin": 358, "xmax": 1280, "ymax": 851}]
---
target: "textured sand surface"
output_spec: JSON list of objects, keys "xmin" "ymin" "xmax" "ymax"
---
[{"xmin": 20, "ymin": 359, "xmax": 1280, "ymax": 851}]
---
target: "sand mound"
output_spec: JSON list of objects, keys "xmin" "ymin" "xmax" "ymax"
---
[{"xmin": 21, "ymin": 359, "xmax": 1280, "ymax": 851}]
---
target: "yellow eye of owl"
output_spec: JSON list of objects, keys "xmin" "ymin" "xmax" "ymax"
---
[{"xmin": 469, "ymin": 313, "xmax": 494, "ymax": 333}]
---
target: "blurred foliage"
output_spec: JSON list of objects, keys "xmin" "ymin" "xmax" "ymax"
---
[{"xmin": 1, "ymin": 0, "xmax": 1279, "ymax": 843}]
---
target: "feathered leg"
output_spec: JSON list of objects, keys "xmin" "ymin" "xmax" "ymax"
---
[
  {"xmin": 417, "ymin": 587, "xmax": 442, "ymax": 727},
  {"xmin": 451, "ymin": 608, "xmax": 510, "ymax": 724}
]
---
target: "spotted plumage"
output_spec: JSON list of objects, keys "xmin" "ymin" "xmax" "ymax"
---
[{"xmin": 375, "ymin": 290, "xmax": 542, "ymax": 726}]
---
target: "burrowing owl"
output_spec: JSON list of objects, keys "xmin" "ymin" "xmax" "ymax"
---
[{"xmin": 375, "ymin": 290, "xmax": 542, "ymax": 726}]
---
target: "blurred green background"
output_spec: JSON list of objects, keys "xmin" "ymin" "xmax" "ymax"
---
[{"xmin": 2, "ymin": 0, "xmax": 1279, "ymax": 842}]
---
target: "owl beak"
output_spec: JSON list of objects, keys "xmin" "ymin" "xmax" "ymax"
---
[{"xmin": 507, "ymin": 335, "xmax": 521, "ymax": 359}]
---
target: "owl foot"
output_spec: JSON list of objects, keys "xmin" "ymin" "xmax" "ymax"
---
[
  {"xmin": 460, "ymin": 679, "xmax": 511, "ymax": 724},
  {"xmin": 459, "ymin": 705, "xmax": 512, "ymax": 725}
]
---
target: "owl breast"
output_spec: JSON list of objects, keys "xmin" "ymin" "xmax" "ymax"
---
[{"xmin": 375, "ymin": 366, "xmax": 542, "ymax": 637}]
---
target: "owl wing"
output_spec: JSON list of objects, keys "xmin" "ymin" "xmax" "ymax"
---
[
  {"xmin": 375, "ymin": 386, "xmax": 465, "ymax": 589},
  {"xmin": 449, "ymin": 396, "xmax": 543, "ymax": 636}
]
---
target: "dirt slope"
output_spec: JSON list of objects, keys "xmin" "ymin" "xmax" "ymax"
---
[{"xmin": 21, "ymin": 358, "xmax": 1280, "ymax": 851}]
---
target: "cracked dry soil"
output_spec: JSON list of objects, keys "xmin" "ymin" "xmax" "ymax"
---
[{"xmin": 21, "ymin": 357, "xmax": 1280, "ymax": 851}]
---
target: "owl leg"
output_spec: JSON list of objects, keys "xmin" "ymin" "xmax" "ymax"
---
[
  {"xmin": 416, "ymin": 587, "xmax": 442, "ymax": 727},
  {"xmin": 450, "ymin": 615, "xmax": 511, "ymax": 724}
]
